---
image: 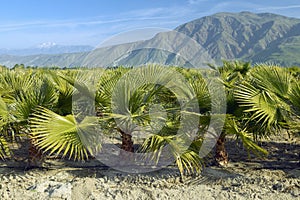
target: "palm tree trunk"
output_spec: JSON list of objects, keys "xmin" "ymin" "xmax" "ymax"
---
[
  {"xmin": 215, "ymin": 133, "xmax": 228, "ymax": 166},
  {"xmin": 119, "ymin": 129, "xmax": 134, "ymax": 152},
  {"xmin": 116, "ymin": 128, "xmax": 134, "ymax": 165},
  {"xmin": 27, "ymin": 139, "xmax": 43, "ymax": 169}
]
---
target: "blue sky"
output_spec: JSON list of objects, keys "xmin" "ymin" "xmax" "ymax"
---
[{"xmin": 1, "ymin": 0, "xmax": 300, "ymax": 48}]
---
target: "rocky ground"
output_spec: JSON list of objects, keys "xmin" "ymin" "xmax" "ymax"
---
[{"xmin": 0, "ymin": 134, "xmax": 299, "ymax": 200}]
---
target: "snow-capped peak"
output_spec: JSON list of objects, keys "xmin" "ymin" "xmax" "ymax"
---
[{"xmin": 37, "ymin": 42, "xmax": 57, "ymax": 48}]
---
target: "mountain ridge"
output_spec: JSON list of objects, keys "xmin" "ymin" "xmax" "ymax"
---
[
  {"xmin": 0, "ymin": 44, "xmax": 93, "ymax": 56},
  {"xmin": 175, "ymin": 11, "xmax": 300, "ymax": 65}
]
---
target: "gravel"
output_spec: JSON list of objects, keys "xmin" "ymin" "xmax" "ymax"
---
[
  {"xmin": 1, "ymin": 135, "xmax": 299, "ymax": 199},
  {"xmin": 0, "ymin": 165, "xmax": 299, "ymax": 200}
]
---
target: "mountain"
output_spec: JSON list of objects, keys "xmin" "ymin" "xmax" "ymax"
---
[
  {"xmin": 0, "ymin": 52, "xmax": 88, "ymax": 68},
  {"xmin": 83, "ymin": 31, "xmax": 214, "ymax": 68},
  {"xmin": 1, "ymin": 12, "xmax": 300, "ymax": 68},
  {"xmin": 0, "ymin": 43, "xmax": 93, "ymax": 56},
  {"xmin": 175, "ymin": 12, "xmax": 300, "ymax": 66}
]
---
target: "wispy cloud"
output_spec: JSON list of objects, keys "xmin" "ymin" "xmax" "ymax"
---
[
  {"xmin": 188, "ymin": 0, "xmax": 209, "ymax": 5},
  {"xmin": 256, "ymin": 4, "xmax": 300, "ymax": 11},
  {"xmin": 190, "ymin": 1, "xmax": 261, "ymax": 18},
  {"xmin": 0, "ymin": 6, "xmax": 184, "ymax": 33},
  {"xmin": 0, "ymin": 17, "xmax": 173, "ymax": 34},
  {"xmin": 124, "ymin": 8, "xmax": 166, "ymax": 18},
  {"xmin": 0, "ymin": 6, "xmax": 189, "ymax": 48}
]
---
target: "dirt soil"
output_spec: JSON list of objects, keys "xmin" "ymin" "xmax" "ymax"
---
[{"xmin": 0, "ymin": 134, "xmax": 299, "ymax": 200}]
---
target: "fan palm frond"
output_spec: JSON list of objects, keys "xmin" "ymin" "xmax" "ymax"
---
[
  {"xmin": 288, "ymin": 82, "xmax": 300, "ymax": 131},
  {"xmin": 289, "ymin": 82, "xmax": 300, "ymax": 115},
  {"xmin": 30, "ymin": 107, "xmax": 101, "ymax": 160},
  {"xmin": 141, "ymin": 134, "xmax": 203, "ymax": 175},
  {"xmin": 251, "ymin": 65, "xmax": 292, "ymax": 99},
  {"xmin": 0, "ymin": 96, "xmax": 11, "ymax": 159},
  {"xmin": 0, "ymin": 135, "xmax": 11, "ymax": 159},
  {"xmin": 225, "ymin": 117, "xmax": 268, "ymax": 157},
  {"xmin": 235, "ymin": 66, "xmax": 292, "ymax": 132}
]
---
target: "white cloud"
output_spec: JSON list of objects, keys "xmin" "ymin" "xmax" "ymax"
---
[
  {"xmin": 0, "ymin": 6, "xmax": 185, "ymax": 33},
  {"xmin": 257, "ymin": 4, "xmax": 300, "ymax": 11},
  {"xmin": 124, "ymin": 8, "xmax": 166, "ymax": 18},
  {"xmin": 0, "ymin": 16, "xmax": 171, "ymax": 33},
  {"xmin": 0, "ymin": 6, "xmax": 188, "ymax": 48},
  {"xmin": 188, "ymin": 0, "xmax": 209, "ymax": 5}
]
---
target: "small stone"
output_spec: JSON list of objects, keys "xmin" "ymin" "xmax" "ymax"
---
[
  {"xmin": 9, "ymin": 175, "xmax": 14, "ymax": 181},
  {"xmin": 272, "ymin": 183, "xmax": 283, "ymax": 191},
  {"xmin": 175, "ymin": 177, "xmax": 181, "ymax": 183},
  {"xmin": 2, "ymin": 176, "xmax": 8, "ymax": 183},
  {"xmin": 98, "ymin": 177, "xmax": 104, "ymax": 183},
  {"xmin": 2, "ymin": 192, "xmax": 9, "ymax": 199},
  {"xmin": 49, "ymin": 183, "xmax": 72, "ymax": 199}
]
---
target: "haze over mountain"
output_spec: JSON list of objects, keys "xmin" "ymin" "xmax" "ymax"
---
[
  {"xmin": 0, "ymin": 43, "xmax": 93, "ymax": 56},
  {"xmin": 1, "ymin": 12, "xmax": 300, "ymax": 68}
]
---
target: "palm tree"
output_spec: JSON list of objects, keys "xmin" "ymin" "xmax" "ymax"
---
[
  {"xmin": 209, "ymin": 61, "xmax": 260, "ymax": 166},
  {"xmin": 234, "ymin": 64, "xmax": 299, "ymax": 154},
  {"xmin": 139, "ymin": 66, "xmax": 224, "ymax": 176},
  {"xmin": 286, "ymin": 66, "xmax": 299, "ymax": 132},
  {"xmin": 235, "ymin": 65, "xmax": 294, "ymax": 136},
  {"xmin": 26, "ymin": 64, "xmax": 234, "ymax": 174},
  {"xmin": 0, "ymin": 96, "xmax": 12, "ymax": 159},
  {"xmin": 0, "ymin": 66, "xmax": 91, "ymax": 166},
  {"xmin": 289, "ymin": 81, "xmax": 300, "ymax": 132},
  {"xmin": 0, "ymin": 67, "xmax": 37, "ymax": 161},
  {"xmin": 104, "ymin": 66, "xmax": 196, "ymax": 145},
  {"xmin": 3, "ymin": 63, "xmax": 295, "ymax": 175},
  {"xmin": 1, "ymin": 67, "xmax": 61, "ymax": 166},
  {"xmin": 28, "ymin": 68, "xmax": 104, "ymax": 163}
]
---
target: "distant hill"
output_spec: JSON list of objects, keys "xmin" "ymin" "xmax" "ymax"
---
[
  {"xmin": 0, "ymin": 43, "xmax": 93, "ymax": 56},
  {"xmin": 1, "ymin": 12, "xmax": 300, "ymax": 68}
]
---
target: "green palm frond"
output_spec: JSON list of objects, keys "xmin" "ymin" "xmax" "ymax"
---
[
  {"xmin": 48, "ymin": 71, "xmax": 75, "ymax": 115},
  {"xmin": 212, "ymin": 61, "xmax": 251, "ymax": 89},
  {"xmin": 30, "ymin": 107, "xmax": 102, "ymax": 160},
  {"xmin": 236, "ymin": 82, "xmax": 290, "ymax": 129},
  {"xmin": 225, "ymin": 117, "xmax": 268, "ymax": 157},
  {"xmin": 289, "ymin": 82, "xmax": 300, "ymax": 115},
  {"xmin": 0, "ymin": 96, "xmax": 10, "ymax": 127},
  {"xmin": 58, "ymin": 69, "xmax": 104, "ymax": 100},
  {"xmin": 141, "ymin": 134, "xmax": 203, "ymax": 175},
  {"xmin": 96, "ymin": 68, "xmax": 127, "ymax": 111},
  {"xmin": 170, "ymin": 135, "xmax": 203, "ymax": 175},
  {"xmin": 175, "ymin": 149, "xmax": 203, "ymax": 175},
  {"xmin": 15, "ymin": 78, "xmax": 58, "ymax": 123},
  {"xmin": 0, "ymin": 69, "xmax": 35, "ymax": 99},
  {"xmin": 109, "ymin": 65, "xmax": 197, "ymax": 132},
  {"xmin": 235, "ymin": 66, "xmax": 292, "ymax": 131},
  {"xmin": 251, "ymin": 65, "xmax": 292, "ymax": 98},
  {"xmin": 0, "ymin": 68, "xmax": 59, "ymax": 125},
  {"xmin": 0, "ymin": 135, "xmax": 11, "ymax": 159},
  {"xmin": 140, "ymin": 134, "xmax": 172, "ymax": 162},
  {"xmin": 288, "ymin": 82, "xmax": 300, "ymax": 131},
  {"xmin": 189, "ymin": 73, "xmax": 211, "ymax": 112},
  {"xmin": 0, "ymin": 97, "xmax": 12, "ymax": 159}
]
